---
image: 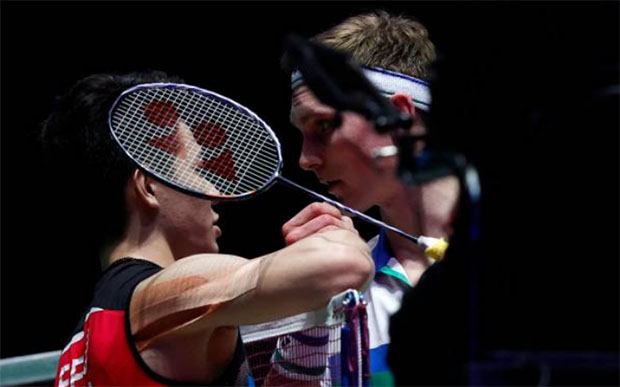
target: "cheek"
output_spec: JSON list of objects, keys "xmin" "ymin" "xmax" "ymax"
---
[
  {"xmin": 178, "ymin": 200, "xmax": 213, "ymax": 226},
  {"xmin": 196, "ymin": 204, "xmax": 215, "ymax": 225},
  {"xmin": 329, "ymin": 136, "xmax": 390, "ymax": 175},
  {"xmin": 339, "ymin": 119, "xmax": 394, "ymax": 157}
]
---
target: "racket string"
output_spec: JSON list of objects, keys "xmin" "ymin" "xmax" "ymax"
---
[
  {"xmin": 190, "ymin": 92, "xmax": 277, "ymax": 194},
  {"xmin": 112, "ymin": 87, "xmax": 281, "ymax": 196},
  {"xmin": 171, "ymin": 88, "xmax": 278, "ymax": 192}
]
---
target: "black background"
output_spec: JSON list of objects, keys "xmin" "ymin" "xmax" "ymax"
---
[{"xmin": 2, "ymin": 0, "xmax": 618, "ymax": 369}]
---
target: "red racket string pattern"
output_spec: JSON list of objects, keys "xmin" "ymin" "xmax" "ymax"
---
[
  {"xmin": 143, "ymin": 100, "xmax": 237, "ymax": 181},
  {"xmin": 111, "ymin": 85, "xmax": 279, "ymax": 198}
]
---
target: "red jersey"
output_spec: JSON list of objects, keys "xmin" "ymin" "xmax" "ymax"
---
[{"xmin": 55, "ymin": 258, "xmax": 246, "ymax": 386}]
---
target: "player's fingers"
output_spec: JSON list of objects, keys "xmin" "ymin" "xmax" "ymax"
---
[
  {"xmin": 284, "ymin": 213, "xmax": 348, "ymax": 245},
  {"xmin": 341, "ymin": 216, "xmax": 358, "ymax": 234},
  {"xmin": 282, "ymin": 202, "xmax": 342, "ymax": 235}
]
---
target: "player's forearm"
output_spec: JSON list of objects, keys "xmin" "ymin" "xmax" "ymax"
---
[{"xmin": 213, "ymin": 229, "xmax": 373, "ymax": 326}]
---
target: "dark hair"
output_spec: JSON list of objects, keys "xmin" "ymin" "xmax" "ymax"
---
[{"xmin": 39, "ymin": 71, "xmax": 184, "ymax": 248}]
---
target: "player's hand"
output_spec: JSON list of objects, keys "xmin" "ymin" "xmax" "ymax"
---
[{"xmin": 282, "ymin": 202, "xmax": 358, "ymax": 246}]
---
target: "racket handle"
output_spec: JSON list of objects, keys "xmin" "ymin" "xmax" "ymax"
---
[{"xmin": 278, "ymin": 176, "xmax": 419, "ymax": 244}]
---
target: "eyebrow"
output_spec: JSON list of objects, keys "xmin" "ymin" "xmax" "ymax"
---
[
  {"xmin": 291, "ymin": 88, "xmax": 307, "ymax": 108},
  {"xmin": 291, "ymin": 106, "xmax": 336, "ymax": 130},
  {"xmin": 290, "ymin": 88, "xmax": 337, "ymax": 130}
]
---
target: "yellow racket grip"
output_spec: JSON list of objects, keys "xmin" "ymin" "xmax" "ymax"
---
[{"xmin": 418, "ymin": 236, "xmax": 449, "ymax": 260}]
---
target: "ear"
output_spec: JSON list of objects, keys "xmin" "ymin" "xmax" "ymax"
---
[
  {"xmin": 131, "ymin": 169, "xmax": 159, "ymax": 209},
  {"xmin": 390, "ymin": 92, "xmax": 416, "ymax": 116},
  {"xmin": 390, "ymin": 92, "xmax": 426, "ymax": 136}
]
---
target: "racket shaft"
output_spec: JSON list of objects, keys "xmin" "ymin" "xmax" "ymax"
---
[{"xmin": 277, "ymin": 176, "xmax": 419, "ymax": 244}]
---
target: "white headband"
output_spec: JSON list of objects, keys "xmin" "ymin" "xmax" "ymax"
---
[{"xmin": 291, "ymin": 66, "xmax": 431, "ymax": 111}]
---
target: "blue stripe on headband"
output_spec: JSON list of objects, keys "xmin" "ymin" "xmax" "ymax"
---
[{"xmin": 291, "ymin": 66, "xmax": 431, "ymax": 111}]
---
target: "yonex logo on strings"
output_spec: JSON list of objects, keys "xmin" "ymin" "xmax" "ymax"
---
[{"xmin": 143, "ymin": 100, "xmax": 237, "ymax": 181}]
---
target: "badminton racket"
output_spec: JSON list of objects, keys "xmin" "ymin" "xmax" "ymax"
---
[{"xmin": 108, "ymin": 83, "xmax": 447, "ymax": 259}]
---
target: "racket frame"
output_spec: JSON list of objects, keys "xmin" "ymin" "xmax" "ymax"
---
[{"xmin": 108, "ymin": 82, "xmax": 284, "ymax": 202}]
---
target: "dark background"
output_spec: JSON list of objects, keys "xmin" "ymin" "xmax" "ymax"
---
[{"xmin": 2, "ymin": 0, "xmax": 618, "ymax": 378}]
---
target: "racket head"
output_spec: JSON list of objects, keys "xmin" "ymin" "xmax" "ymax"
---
[{"xmin": 108, "ymin": 83, "xmax": 283, "ymax": 201}]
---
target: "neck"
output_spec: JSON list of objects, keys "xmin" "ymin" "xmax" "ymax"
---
[
  {"xmin": 377, "ymin": 176, "xmax": 459, "ymax": 285},
  {"xmin": 379, "ymin": 184, "xmax": 432, "ymax": 285},
  {"xmin": 108, "ymin": 216, "xmax": 176, "ymax": 268}
]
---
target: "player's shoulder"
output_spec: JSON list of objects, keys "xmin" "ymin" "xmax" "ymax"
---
[{"xmin": 93, "ymin": 257, "xmax": 163, "ymax": 310}]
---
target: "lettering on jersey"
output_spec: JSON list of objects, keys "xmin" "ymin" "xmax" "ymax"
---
[
  {"xmin": 57, "ymin": 343, "xmax": 86, "ymax": 387},
  {"xmin": 56, "ymin": 308, "xmax": 101, "ymax": 387}
]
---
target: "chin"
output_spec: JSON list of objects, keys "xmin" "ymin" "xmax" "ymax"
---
[
  {"xmin": 343, "ymin": 197, "xmax": 372, "ymax": 213},
  {"xmin": 204, "ymin": 242, "xmax": 219, "ymax": 254}
]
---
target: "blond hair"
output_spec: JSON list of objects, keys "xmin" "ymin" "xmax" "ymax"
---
[{"xmin": 314, "ymin": 11, "xmax": 436, "ymax": 80}]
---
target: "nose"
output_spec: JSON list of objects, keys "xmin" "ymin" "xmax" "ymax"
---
[{"xmin": 299, "ymin": 138, "xmax": 323, "ymax": 171}]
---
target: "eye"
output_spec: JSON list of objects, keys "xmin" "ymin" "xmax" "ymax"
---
[{"xmin": 317, "ymin": 117, "xmax": 340, "ymax": 134}]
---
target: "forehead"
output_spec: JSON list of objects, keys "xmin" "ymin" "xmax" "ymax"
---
[{"xmin": 290, "ymin": 86, "xmax": 336, "ymax": 125}]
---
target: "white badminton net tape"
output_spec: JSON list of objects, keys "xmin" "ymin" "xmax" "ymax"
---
[{"xmin": 240, "ymin": 289, "xmax": 369, "ymax": 386}]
